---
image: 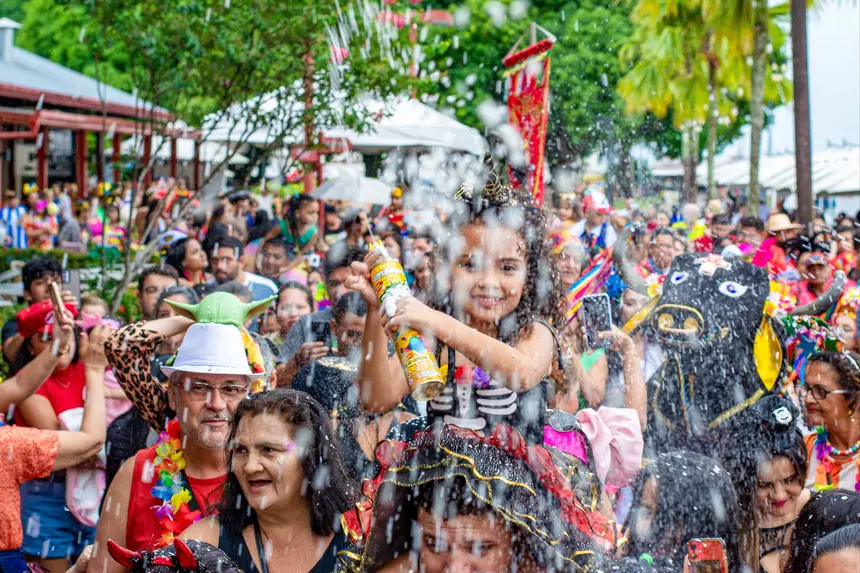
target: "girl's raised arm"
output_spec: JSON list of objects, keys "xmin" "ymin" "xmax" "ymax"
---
[
  {"xmin": 432, "ymin": 312, "xmax": 554, "ymax": 393},
  {"xmin": 384, "ymin": 297, "xmax": 554, "ymax": 394},
  {"xmin": 346, "ymin": 261, "xmax": 410, "ymax": 412}
]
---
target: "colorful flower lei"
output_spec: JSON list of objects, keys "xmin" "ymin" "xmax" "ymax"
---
[
  {"xmin": 150, "ymin": 419, "xmax": 202, "ymax": 547},
  {"xmin": 812, "ymin": 426, "xmax": 860, "ymax": 493}
]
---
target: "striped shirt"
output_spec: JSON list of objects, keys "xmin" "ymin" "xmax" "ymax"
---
[{"xmin": 0, "ymin": 206, "xmax": 27, "ymax": 249}]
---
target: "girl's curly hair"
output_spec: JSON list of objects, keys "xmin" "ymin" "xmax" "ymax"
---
[{"xmin": 426, "ymin": 169, "xmax": 563, "ymax": 346}]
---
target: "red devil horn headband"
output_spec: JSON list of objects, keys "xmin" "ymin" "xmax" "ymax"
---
[
  {"xmin": 174, "ymin": 538, "xmax": 199, "ymax": 570},
  {"xmin": 107, "ymin": 539, "xmax": 143, "ymax": 569}
]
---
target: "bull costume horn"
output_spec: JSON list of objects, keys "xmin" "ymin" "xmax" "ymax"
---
[
  {"xmin": 107, "ymin": 539, "xmax": 142, "ymax": 569},
  {"xmin": 789, "ymin": 270, "xmax": 846, "ymax": 317},
  {"xmin": 612, "ymin": 226, "xmax": 649, "ymax": 296}
]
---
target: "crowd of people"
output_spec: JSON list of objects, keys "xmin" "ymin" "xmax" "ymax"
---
[{"xmin": 1, "ymin": 166, "xmax": 860, "ymax": 573}]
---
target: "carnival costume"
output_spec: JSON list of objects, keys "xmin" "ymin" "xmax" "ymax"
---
[
  {"xmin": 107, "ymin": 538, "xmax": 242, "ymax": 573},
  {"xmin": 339, "ymin": 423, "xmax": 611, "ymax": 573},
  {"xmin": 635, "ymin": 253, "xmax": 787, "ymax": 447}
]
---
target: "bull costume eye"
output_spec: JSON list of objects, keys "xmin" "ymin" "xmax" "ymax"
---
[
  {"xmin": 718, "ymin": 281, "xmax": 747, "ymax": 298},
  {"xmin": 670, "ymin": 271, "xmax": 689, "ymax": 284}
]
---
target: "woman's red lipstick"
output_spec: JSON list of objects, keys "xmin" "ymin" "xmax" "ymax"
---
[{"xmin": 772, "ymin": 499, "xmax": 789, "ymax": 508}]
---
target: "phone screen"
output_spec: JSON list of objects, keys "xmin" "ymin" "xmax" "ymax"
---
[
  {"xmin": 63, "ymin": 269, "xmax": 81, "ymax": 301},
  {"xmin": 582, "ymin": 294, "xmax": 613, "ymax": 350},
  {"xmin": 309, "ymin": 321, "xmax": 332, "ymax": 349}
]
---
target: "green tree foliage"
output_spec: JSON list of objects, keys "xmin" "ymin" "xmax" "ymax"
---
[
  {"xmin": 412, "ymin": 0, "xmax": 640, "ymax": 168},
  {"xmin": 15, "ymin": 0, "xmax": 134, "ymax": 93},
  {"xmin": 0, "ymin": 0, "xmax": 27, "ymax": 22},
  {"xmin": 16, "ymin": 0, "xmax": 406, "ymax": 311},
  {"xmin": 386, "ymin": 0, "xmax": 767, "ymax": 196}
]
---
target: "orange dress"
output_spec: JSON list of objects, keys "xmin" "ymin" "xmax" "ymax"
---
[{"xmin": 0, "ymin": 427, "xmax": 59, "ymax": 550}]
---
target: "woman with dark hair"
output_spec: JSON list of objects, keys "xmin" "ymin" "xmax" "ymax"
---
[
  {"xmin": 180, "ymin": 388, "xmax": 357, "ymax": 573},
  {"xmin": 271, "ymin": 281, "xmax": 314, "ymax": 347},
  {"xmin": 12, "ymin": 302, "xmax": 113, "ymax": 572},
  {"xmin": 622, "ymin": 451, "xmax": 743, "ymax": 572},
  {"xmin": 749, "ymin": 396, "xmax": 812, "ymax": 573},
  {"xmin": 810, "ymin": 524, "xmax": 860, "ymax": 573},
  {"xmin": 380, "ymin": 231, "xmax": 404, "ymax": 264},
  {"xmin": 201, "ymin": 204, "xmax": 229, "ymax": 256},
  {"xmin": 164, "ymin": 237, "xmax": 210, "ymax": 286},
  {"xmin": 802, "ymin": 351, "xmax": 860, "ymax": 491},
  {"xmin": 266, "ymin": 194, "xmax": 327, "ymax": 259},
  {"xmin": 784, "ymin": 489, "xmax": 860, "ymax": 573}
]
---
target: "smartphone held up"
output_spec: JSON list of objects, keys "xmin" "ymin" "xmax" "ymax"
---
[
  {"xmin": 581, "ymin": 293, "xmax": 613, "ymax": 351},
  {"xmin": 687, "ymin": 538, "xmax": 729, "ymax": 573}
]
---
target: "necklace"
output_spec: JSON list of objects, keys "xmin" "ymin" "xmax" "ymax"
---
[
  {"xmin": 813, "ymin": 426, "xmax": 860, "ymax": 492},
  {"xmin": 827, "ymin": 437, "xmax": 860, "ymax": 456},
  {"xmin": 150, "ymin": 419, "xmax": 202, "ymax": 546}
]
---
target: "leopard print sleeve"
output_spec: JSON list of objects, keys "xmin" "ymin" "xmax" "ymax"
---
[{"xmin": 105, "ymin": 322, "xmax": 169, "ymax": 432}]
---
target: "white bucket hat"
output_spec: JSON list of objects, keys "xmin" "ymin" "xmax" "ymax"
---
[{"xmin": 161, "ymin": 323, "xmax": 264, "ymax": 380}]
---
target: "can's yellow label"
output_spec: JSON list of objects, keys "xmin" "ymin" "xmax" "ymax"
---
[
  {"xmin": 395, "ymin": 328, "xmax": 445, "ymax": 401},
  {"xmin": 370, "ymin": 260, "xmax": 407, "ymax": 299}
]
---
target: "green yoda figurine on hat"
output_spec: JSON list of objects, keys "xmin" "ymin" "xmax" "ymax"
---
[
  {"xmin": 166, "ymin": 292, "xmax": 277, "ymax": 392},
  {"xmin": 166, "ymin": 292, "xmax": 276, "ymax": 329}
]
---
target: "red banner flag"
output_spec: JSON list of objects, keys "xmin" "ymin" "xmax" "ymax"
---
[{"xmin": 504, "ymin": 35, "xmax": 554, "ymax": 206}]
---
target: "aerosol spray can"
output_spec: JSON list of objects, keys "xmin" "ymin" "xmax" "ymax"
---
[{"xmin": 368, "ymin": 241, "xmax": 445, "ymax": 401}]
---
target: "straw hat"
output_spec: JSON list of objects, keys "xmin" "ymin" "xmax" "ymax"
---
[
  {"xmin": 766, "ymin": 213, "xmax": 801, "ymax": 233},
  {"xmin": 161, "ymin": 323, "xmax": 264, "ymax": 380}
]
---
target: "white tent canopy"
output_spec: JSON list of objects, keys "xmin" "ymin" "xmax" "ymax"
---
[
  {"xmin": 325, "ymin": 96, "xmax": 487, "ymax": 156},
  {"xmin": 310, "ymin": 175, "xmax": 392, "ymax": 205},
  {"xmin": 203, "ymin": 86, "xmax": 304, "ymax": 146},
  {"xmin": 203, "ymin": 92, "xmax": 486, "ymax": 156}
]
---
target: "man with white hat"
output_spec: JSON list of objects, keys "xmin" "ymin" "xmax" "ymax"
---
[
  {"xmin": 571, "ymin": 189, "xmax": 616, "ymax": 252},
  {"xmin": 89, "ymin": 312, "xmax": 264, "ymax": 571}
]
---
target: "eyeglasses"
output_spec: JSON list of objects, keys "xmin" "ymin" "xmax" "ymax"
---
[
  {"xmin": 185, "ymin": 381, "xmax": 249, "ymax": 402},
  {"xmin": 797, "ymin": 384, "xmax": 852, "ymax": 401}
]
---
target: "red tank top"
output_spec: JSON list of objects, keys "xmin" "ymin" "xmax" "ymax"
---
[{"xmin": 126, "ymin": 444, "xmax": 227, "ymax": 551}]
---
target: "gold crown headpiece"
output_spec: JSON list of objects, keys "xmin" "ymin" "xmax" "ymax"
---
[{"xmin": 454, "ymin": 154, "xmax": 531, "ymax": 209}]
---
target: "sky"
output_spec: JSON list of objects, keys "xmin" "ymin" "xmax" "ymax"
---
[{"xmin": 721, "ymin": 3, "xmax": 860, "ymax": 158}]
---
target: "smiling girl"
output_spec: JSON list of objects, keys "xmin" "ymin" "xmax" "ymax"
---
[{"xmin": 347, "ymin": 172, "xmax": 561, "ymax": 444}]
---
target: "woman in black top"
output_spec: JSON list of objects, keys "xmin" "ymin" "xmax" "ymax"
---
[
  {"xmin": 753, "ymin": 398, "xmax": 811, "ymax": 573},
  {"xmin": 180, "ymin": 389, "xmax": 357, "ymax": 573}
]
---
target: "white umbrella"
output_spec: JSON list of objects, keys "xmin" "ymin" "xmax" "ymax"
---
[{"xmin": 310, "ymin": 175, "xmax": 392, "ymax": 205}]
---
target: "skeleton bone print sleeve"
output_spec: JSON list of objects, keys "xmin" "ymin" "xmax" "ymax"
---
[
  {"xmin": 105, "ymin": 323, "xmax": 169, "ymax": 432},
  {"xmin": 427, "ymin": 346, "xmax": 548, "ymax": 445}
]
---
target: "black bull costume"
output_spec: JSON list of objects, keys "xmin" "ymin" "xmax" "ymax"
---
[{"xmin": 621, "ymin": 252, "xmax": 788, "ymax": 450}]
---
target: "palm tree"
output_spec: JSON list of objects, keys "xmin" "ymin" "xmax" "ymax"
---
[
  {"xmin": 700, "ymin": 0, "xmax": 793, "ymax": 213},
  {"xmin": 619, "ymin": 0, "xmax": 745, "ymax": 203}
]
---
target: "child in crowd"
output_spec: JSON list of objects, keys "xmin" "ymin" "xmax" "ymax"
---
[{"xmin": 347, "ymin": 172, "xmax": 561, "ymax": 444}]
